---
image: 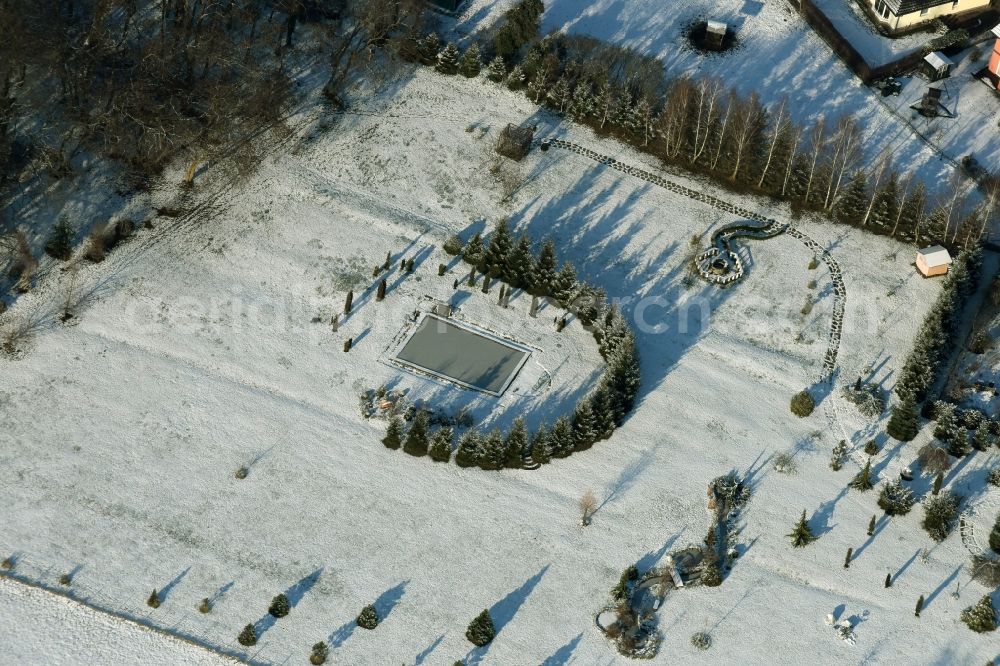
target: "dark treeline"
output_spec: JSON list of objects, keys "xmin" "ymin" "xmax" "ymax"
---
[{"xmin": 409, "ymin": 0, "xmax": 998, "ymax": 252}]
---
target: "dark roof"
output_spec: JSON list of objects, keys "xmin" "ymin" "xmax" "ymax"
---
[{"xmin": 883, "ymin": 0, "xmax": 955, "ymax": 15}]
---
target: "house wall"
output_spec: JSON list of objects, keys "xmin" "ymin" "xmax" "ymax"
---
[
  {"xmin": 990, "ymin": 38, "xmax": 1000, "ymax": 77},
  {"xmin": 870, "ymin": 0, "xmax": 992, "ymax": 32}
]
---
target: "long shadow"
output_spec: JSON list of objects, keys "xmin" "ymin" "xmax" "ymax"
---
[
  {"xmin": 209, "ymin": 581, "xmax": 234, "ymax": 605},
  {"xmin": 596, "ymin": 446, "xmax": 659, "ymax": 514},
  {"xmin": 924, "ymin": 565, "xmax": 963, "ymax": 609},
  {"xmin": 893, "ymin": 549, "xmax": 921, "ymax": 583},
  {"xmin": 541, "ymin": 633, "xmax": 583, "ymax": 666},
  {"xmin": 373, "ymin": 580, "xmax": 408, "ymax": 619},
  {"xmin": 159, "ymin": 567, "xmax": 190, "ymax": 602},
  {"xmin": 853, "ymin": 514, "xmax": 891, "ymax": 560},
  {"xmin": 635, "ymin": 528, "xmax": 686, "ymax": 572},
  {"xmin": 811, "ymin": 486, "xmax": 849, "ymax": 537},
  {"xmin": 328, "ymin": 618, "xmax": 355, "ymax": 649},
  {"xmin": 285, "ymin": 568, "xmax": 324, "ymax": 608},
  {"xmin": 414, "ymin": 634, "xmax": 445, "ymax": 665},
  {"xmin": 490, "ymin": 566, "xmax": 549, "ymax": 636}
]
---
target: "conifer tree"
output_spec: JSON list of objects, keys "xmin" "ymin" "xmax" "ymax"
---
[
  {"xmin": 310, "ymin": 641, "xmax": 329, "ymax": 665},
  {"xmin": 603, "ymin": 342, "xmax": 641, "ymax": 423},
  {"xmin": 549, "ymin": 416, "xmax": 574, "ymax": 457},
  {"xmin": 463, "ymin": 232, "xmax": 486, "ymax": 270},
  {"xmin": 483, "ymin": 219, "xmax": 513, "ymax": 280},
  {"xmin": 455, "ymin": 429, "xmax": 482, "ymax": 468},
  {"xmin": 357, "ymin": 604, "xmax": 380, "ymax": 630},
  {"xmin": 590, "ymin": 385, "xmax": 616, "ymax": 440},
  {"xmin": 486, "ymin": 55, "xmax": 507, "ymax": 82},
  {"xmin": 572, "ymin": 399, "xmax": 598, "ymax": 451},
  {"xmin": 971, "ymin": 426, "xmax": 992, "ymax": 451},
  {"xmin": 507, "ymin": 63, "xmax": 527, "ymax": 90},
  {"xmin": 551, "ymin": 262, "xmax": 578, "ymax": 306},
  {"xmin": 531, "ymin": 240, "xmax": 558, "ymax": 297},
  {"xmin": 844, "ymin": 547, "xmax": 853, "ymax": 569},
  {"xmin": 530, "ymin": 426, "xmax": 552, "ymax": 464},
  {"xmin": 887, "ymin": 395, "xmax": 919, "ymax": 441},
  {"xmin": 933, "ymin": 401, "xmax": 960, "ymax": 442},
  {"xmin": 376, "ymin": 279, "xmax": 386, "ymax": 301},
  {"xmin": 459, "ymin": 43, "xmax": 482, "ymax": 78},
  {"xmin": 466, "ymin": 609, "xmax": 496, "ymax": 646},
  {"xmin": 238, "ymin": 623, "xmax": 257, "ymax": 646},
  {"xmin": 436, "ymin": 43, "xmax": 460, "ymax": 75},
  {"xmin": 922, "ymin": 491, "xmax": 960, "ymax": 542},
  {"xmin": 509, "ymin": 236, "xmax": 535, "ymax": 290},
  {"xmin": 868, "ymin": 515, "xmax": 876, "ymax": 536},
  {"xmin": 960, "ymin": 595, "xmax": 997, "ymax": 633},
  {"xmin": 878, "ymin": 480, "xmax": 915, "ymax": 516},
  {"xmin": 479, "ymin": 429, "xmax": 506, "ymax": 470},
  {"xmin": 932, "ymin": 472, "xmax": 943, "ymax": 496},
  {"xmin": 547, "ymin": 76, "xmax": 572, "ymax": 114},
  {"xmin": 344, "ymin": 290, "xmax": 353, "ymax": 315},
  {"xmin": 45, "ymin": 218, "xmax": 74, "ymax": 260},
  {"xmin": 417, "ymin": 33, "xmax": 442, "ymax": 65},
  {"xmin": 569, "ymin": 82, "xmax": 595, "ymax": 121},
  {"xmin": 403, "ymin": 410, "xmax": 430, "ymax": 457},
  {"xmin": 884, "ymin": 572, "xmax": 892, "ymax": 588},
  {"xmin": 382, "ymin": 416, "xmax": 403, "ymax": 450},
  {"xmin": 147, "ymin": 589, "xmax": 161, "ymax": 608},
  {"xmin": 788, "ymin": 509, "xmax": 817, "ymax": 547},
  {"xmin": 269, "ymin": 593, "xmax": 290, "ymax": 618},
  {"xmin": 383, "ymin": 251, "xmax": 392, "ymax": 271},
  {"xmin": 914, "ymin": 595, "xmax": 924, "ymax": 617},
  {"xmin": 504, "ymin": 418, "xmax": 528, "ymax": 468},
  {"xmin": 429, "ymin": 427, "xmax": 454, "ymax": 463},
  {"xmin": 849, "ymin": 459, "xmax": 875, "ymax": 492},
  {"xmin": 834, "ymin": 171, "xmax": 868, "ymax": 226}
]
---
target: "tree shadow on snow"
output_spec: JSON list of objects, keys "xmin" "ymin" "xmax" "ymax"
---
[
  {"xmin": 158, "ymin": 567, "xmax": 190, "ymax": 602},
  {"xmin": 464, "ymin": 566, "xmax": 549, "ymax": 665},
  {"xmin": 541, "ymin": 633, "xmax": 583, "ymax": 666},
  {"xmin": 414, "ymin": 634, "xmax": 445, "ymax": 665}
]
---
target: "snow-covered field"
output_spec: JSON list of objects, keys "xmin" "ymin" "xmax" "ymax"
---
[
  {"xmin": 453, "ymin": 0, "xmax": 1000, "ymax": 192},
  {"xmin": 2, "ymin": 68, "xmax": 998, "ymax": 665}
]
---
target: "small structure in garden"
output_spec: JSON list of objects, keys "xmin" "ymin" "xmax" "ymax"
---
[
  {"xmin": 704, "ymin": 20, "xmax": 728, "ymax": 50},
  {"xmin": 912, "ymin": 86, "xmax": 950, "ymax": 118},
  {"xmin": 694, "ymin": 219, "xmax": 788, "ymax": 286},
  {"xmin": 916, "ymin": 245, "xmax": 952, "ymax": 277},
  {"xmin": 495, "ymin": 124, "xmax": 534, "ymax": 161},
  {"xmin": 923, "ymin": 51, "xmax": 953, "ymax": 81},
  {"xmin": 987, "ymin": 24, "xmax": 1000, "ymax": 90}
]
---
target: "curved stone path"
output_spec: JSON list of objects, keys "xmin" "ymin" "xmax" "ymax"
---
[
  {"xmin": 544, "ymin": 138, "xmax": 846, "ymax": 383},
  {"xmin": 694, "ymin": 219, "xmax": 788, "ymax": 285}
]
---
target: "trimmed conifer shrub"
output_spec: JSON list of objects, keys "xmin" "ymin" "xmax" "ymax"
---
[
  {"xmin": 403, "ymin": 410, "xmax": 430, "ymax": 457},
  {"xmin": 960, "ymin": 595, "xmax": 997, "ymax": 633},
  {"xmin": 147, "ymin": 589, "xmax": 161, "ymax": 608},
  {"xmin": 357, "ymin": 604, "xmax": 379, "ymax": 629},
  {"xmin": 921, "ymin": 491, "xmax": 960, "ymax": 542},
  {"xmin": 790, "ymin": 390, "xmax": 814, "ymax": 417},
  {"xmin": 310, "ymin": 641, "xmax": 330, "ymax": 665},
  {"xmin": 455, "ymin": 430, "xmax": 481, "ymax": 468},
  {"xmin": 237, "ymin": 623, "xmax": 257, "ymax": 646},
  {"xmin": 878, "ymin": 480, "xmax": 915, "ymax": 516},
  {"xmin": 466, "ymin": 609, "xmax": 496, "ymax": 646},
  {"xmin": 382, "ymin": 416, "xmax": 403, "ymax": 450},
  {"xmin": 198, "ymin": 598, "xmax": 212, "ymax": 613},
  {"xmin": 429, "ymin": 427, "xmax": 453, "ymax": 463},
  {"xmin": 268, "ymin": 593, "xmax": 290, "ymax": 618}
]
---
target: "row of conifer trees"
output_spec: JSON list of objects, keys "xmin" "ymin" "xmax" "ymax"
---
[
  {"xmin": 382, "ymin": 219, "xmax": 640, "ymax": 468},
  {"xmin": 406, "ymin": 0, "xmax": 997, "ymax": 251}
]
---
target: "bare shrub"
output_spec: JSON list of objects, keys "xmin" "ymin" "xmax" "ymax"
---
[
  {"xmin": 918, "ymin": 442, "xmax": 952, "ymax": 475},
  {"xmin": 579, "ymin": 489, "xmax": 597, "ymax": 526}
]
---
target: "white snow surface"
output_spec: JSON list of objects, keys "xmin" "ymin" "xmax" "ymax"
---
[{"xmin": 1, "ymin": 68, "xmax": 999, "ymax": 666}]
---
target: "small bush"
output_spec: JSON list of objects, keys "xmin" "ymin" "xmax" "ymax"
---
[
  {"xmin": 147, "ymin": 589, "xmax": 161, "ymax": 608},
  {"xmin": 235, "ymin": 466, "xmax": 249, "ymax": 479},
  {"xmin": 310, "ymin": 641, "xmax": 329, "ymax": 665},
  {"xmin": 863, "ymin": 440, "xmax": 879, "ymax": 456},
  {"xmin": 960, "ymin": 595, "xmax": 997, "ymax": 633},
  {"xmin": 807, "ymin": 279, "xmax": 817, "ymax": 289},
  {"xmin": 357, "ymin": 604, "xmax": 379, "ymax": 629},
  {"xmin": 790, "ymin": 390, "xmax": 814, "ymax": 417},
  {"xmin": 773, "ymin": 451, "xmax": 797, "ymax": 474},
  {"xmin": 988, "ymin": 468, "xmax": 1000, "ymax": 487},
  {"xmin": 237, "ymin": 623, "xmax": 257, "ymax": 646},
  {"xmin": 700, "ymin": 560, "xmax": 723, "ymax": 586},
  {"xmin": 968, "ymin": 331, "xmax": 990, "ymax": 354},
  {"xmin": 691, "ymin": 632, "xmax": 712, "ymax": 650},
  {"xmin": 878, "ymin": 480, "xmax": 915, "ymax": 516},
  {"xmin": 918, "ymin": 443, "xmax": 951, "ymax": 475},
  {"xmin": 611, "ymin": 565, "xmax": 638, "ymax": 600},
  {"xmin": 59, "ymin": 573, "xmax": 73, "ymax": 586},
  {"xmin": 443, "ymin": 235, "xmax": 463, "ymax": 255},
  {"xmin": 808, "ymin": 257, "xmax": 819, "ymax": 270},
  {"xmin": 466, "ymin": 609, "xmax": 496, "ymax": 646},
  {"xmin": 268, "ymin": 593, "xmax": 290, "ymax": 618},
  {"xmin": 198, "ymin": 598, "xmax": 212, "ymax": 613},
  {"xmin": 0, "ymin": 557, "xmax": 13, "ymax": 570},
  {"xmin": 800, "ymin": 297, "xmax": 813, "ymax": 316}
]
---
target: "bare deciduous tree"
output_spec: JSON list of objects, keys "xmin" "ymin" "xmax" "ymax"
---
[{"xmin": 579, "ymin": 489, "xmax": 597, "ymax": 526}]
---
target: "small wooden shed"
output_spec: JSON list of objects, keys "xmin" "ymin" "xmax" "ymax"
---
[
  {"xmin": 495, "ymin": 124, "xmax": 534, "ymax": 161},
  {"xmin": 923, "ymin": 51, "xmax": 953, "ymax": 81},
  {"xmin": 705, "ymin": 21, "xmax": 728, "ymax": 51},
  {"xmin": 916, "ymin": 245, "xmax": 952, "ymax": 277}
]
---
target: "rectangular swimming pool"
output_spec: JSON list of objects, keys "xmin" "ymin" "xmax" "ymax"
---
[{"xmin": 394, "ymin": 315, "xmax": 530, "ymax": 396}]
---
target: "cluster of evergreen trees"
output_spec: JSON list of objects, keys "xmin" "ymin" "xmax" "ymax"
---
[
  {"xmin": 381, "ymin": 219, "xmax": 640, "ymax": 469},
  {"xmin": 887, "ymin": 246, "xmax": 982, "ymax": 441},
  {"xmin": 408, "ymin": 1, "xmax": 997, "ymax": 247}
]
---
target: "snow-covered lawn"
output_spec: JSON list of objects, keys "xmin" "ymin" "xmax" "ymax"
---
[
  {"xmin": 811, "ymin": 0, "xmax": 931, "ymax": 66},
  {"xmin": 1, "ymin": 70, "xmax": 998, "ymax": 665}
]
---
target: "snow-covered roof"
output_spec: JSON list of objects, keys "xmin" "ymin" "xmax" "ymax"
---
[
  {"xmin": 706, "ymin": 20, "xmax": 727, "ymax": 35},
  {"xmin": 992, "ymin": 24, "xmax": 1000, "ymax": 40},
  {"xmin": 923, "ymin": 52, "xmax": 953, "ymax": 71},
  {"xmin": 917, "ymin": 245, "xmax": 952, "ymax": 267}
]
